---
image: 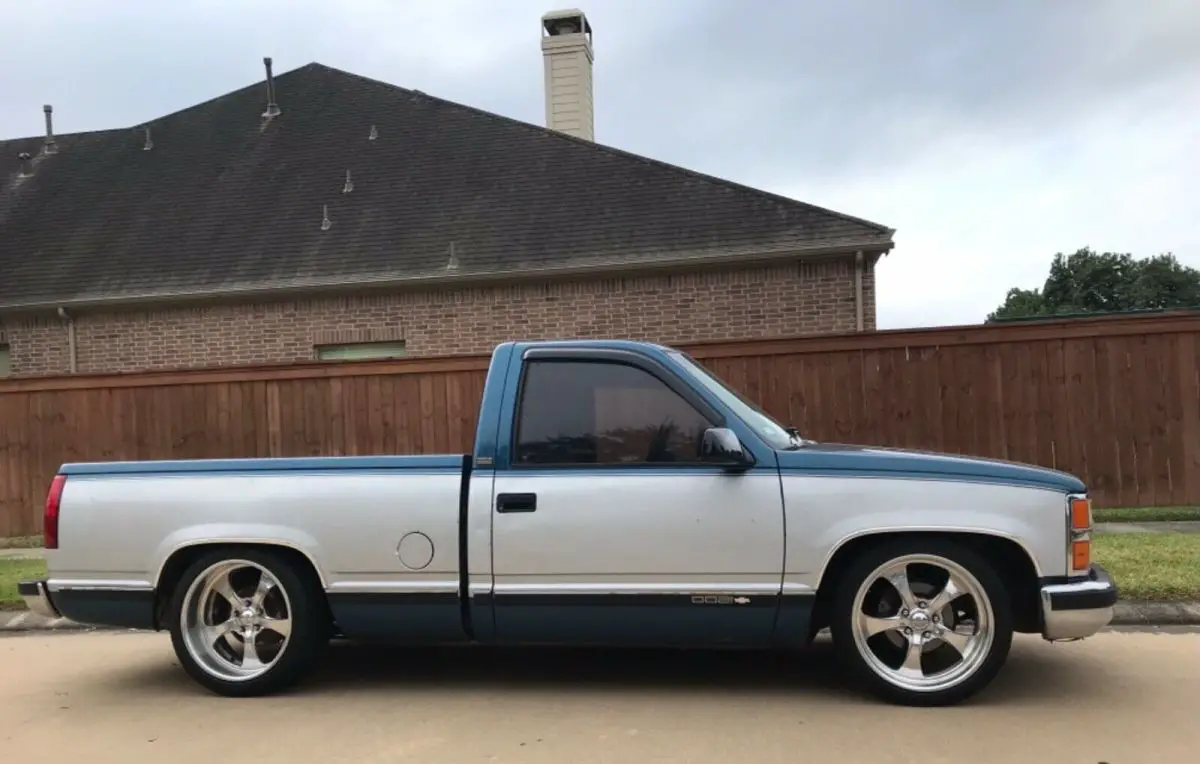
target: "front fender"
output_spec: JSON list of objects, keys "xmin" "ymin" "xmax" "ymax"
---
[
  {"xmin": 782, "ymin": 476, "xmax": 1069, "ymax": 592},
  {"xmin": 813, "ymin": 518, "xmax": 1046, "ymax": 590}
]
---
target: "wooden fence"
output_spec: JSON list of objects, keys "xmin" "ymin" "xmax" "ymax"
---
[{"xmin": 2, "ymin": 311, "xmax": 1198, "ymax": 536}]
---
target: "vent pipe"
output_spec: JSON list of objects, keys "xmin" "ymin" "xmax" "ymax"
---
[
  {"xmin": 43, "ymin": 105, "xmax": 58, "ymax": 155},
  {"xmin": 262, "ymin": 57, "xmax": 281, "ymax": 118}
]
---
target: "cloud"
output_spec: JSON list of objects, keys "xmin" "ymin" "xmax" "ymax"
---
[{"xmin": 2, "ymin": 0, "xmax": 1197, "ymax": 328}]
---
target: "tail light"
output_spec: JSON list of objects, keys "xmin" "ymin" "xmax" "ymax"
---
[{"xmin": 44, "ymin": 474, "xmax": 66, "ymax": 550}]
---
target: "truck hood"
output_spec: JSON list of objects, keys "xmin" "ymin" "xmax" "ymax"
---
[{"xmin": 775, "ymin": 442, "xmax": 1085, "ymax": 493}]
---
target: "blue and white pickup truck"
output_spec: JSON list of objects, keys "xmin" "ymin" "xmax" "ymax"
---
[{"xmin": 20, "ymin": 339, "xmax": 1117, "ymax": 706}]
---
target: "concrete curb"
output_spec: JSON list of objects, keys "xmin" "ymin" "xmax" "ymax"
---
[
  {"xmin": 0, "ymin": 610, "xmax": 109, "ymax": 632},
  {"xmin": 3, "ymin": 600, "xmax": 1199, "ymax": 633},
  {"xmin": 1110, "ymin": 600, "xmax": 1200, "ymax": 626}
]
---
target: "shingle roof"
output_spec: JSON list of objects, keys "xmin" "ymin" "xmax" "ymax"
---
[{"xmin": 0, "ymin": 62, "xmax": 894, "ymax": 310}]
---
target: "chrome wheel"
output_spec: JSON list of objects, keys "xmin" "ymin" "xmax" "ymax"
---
[
  {"xmin": 179, "ymin": 559, "xmax": 293, "ymax": 683},
  {"xmin": 850, "ymin": 553, "xmax": 994, "ymax": 694}
]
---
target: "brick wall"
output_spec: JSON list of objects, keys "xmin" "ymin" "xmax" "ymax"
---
[{"xmin": 3, "ymin": 256, "xmax": 876, "ymax": 376}]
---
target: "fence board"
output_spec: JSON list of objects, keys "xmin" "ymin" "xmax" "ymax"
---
[{"xmin": 2, "ymin": 311, "xmax": 1199, "ymax": 536}]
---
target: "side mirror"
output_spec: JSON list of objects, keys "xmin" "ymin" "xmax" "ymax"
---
[{"xmin": 700, "ymin": 427, "xmax": 754, "ymax": 469}]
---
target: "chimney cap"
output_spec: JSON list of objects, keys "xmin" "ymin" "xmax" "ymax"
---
[{"xmin": 542, "ymin": 8, "xmax": 591, "ymax": 37}]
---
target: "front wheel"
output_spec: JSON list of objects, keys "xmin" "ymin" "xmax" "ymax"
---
[
  {"xmin": 166, "ymin": 547, "xmax": 330, "ymax": 697},
  {"xmin": 829, "ymin": 537, "xmax": 1014, "ymax": 706}
]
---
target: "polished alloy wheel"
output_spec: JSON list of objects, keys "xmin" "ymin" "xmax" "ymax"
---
[
  {"xmin": 849, "ymin": 553, "xmax": 994, "ymax": 693},
  {"xmin": 179, "ymin": 559, "xmax": 294, "ymax": 683}
]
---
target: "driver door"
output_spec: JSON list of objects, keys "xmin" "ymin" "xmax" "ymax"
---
[{"xmin": 488, "ymin": 351, "xmax": 785, "ymax": 647}]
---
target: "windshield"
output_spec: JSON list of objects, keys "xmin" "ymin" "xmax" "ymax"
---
[{"xmin": 668, "ymin": 351, "xmax": 798, "ymax": 450}]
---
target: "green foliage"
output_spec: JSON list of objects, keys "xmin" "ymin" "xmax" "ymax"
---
[{"xmin": 987, "ymin": 248, "xmax": 1200, "ymax": 322}]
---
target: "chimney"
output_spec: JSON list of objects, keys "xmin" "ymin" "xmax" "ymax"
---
[{"xmin": 540, "ymin": 9, "xmax": 594, "ymax": 141}]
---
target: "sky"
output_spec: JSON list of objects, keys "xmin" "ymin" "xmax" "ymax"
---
[{"xmin": 2, "ymin": 0, "xmax": 1197, "ymax": 329}]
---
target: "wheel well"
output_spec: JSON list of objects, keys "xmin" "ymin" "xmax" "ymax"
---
[
  {"xmin": 809, "ymin": 531, "xmax": 1042, "ymax": 635},
  {"xmin": 153, "ymin": 543, "xmax": 330, "ymax": 630}
]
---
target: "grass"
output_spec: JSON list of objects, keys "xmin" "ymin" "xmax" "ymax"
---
[
  {"xmin": 0, "ymin": 558, "xmax": 47, "ymax": 610},
  {"xmin": 1091, "ymin": 532, "xmax": 1200, "ymax": 601},
  {"xmin": 1093, "ymin": 507, "xmax": 1200, "ymax": 524},
  {"xmin": 0, "ymin": 535, "xmax": 44, "ymax": 550}
]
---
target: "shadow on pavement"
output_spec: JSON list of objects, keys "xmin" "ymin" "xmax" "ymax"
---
[{"xmin": 102, "ymin": 634, "xmax": 1100, "ymax": 707}]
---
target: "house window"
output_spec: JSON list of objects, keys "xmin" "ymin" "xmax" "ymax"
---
[
  {"xmin": 0, "ymin": 344, "xmax": 10, "ymax": 378},
  {"xmin": 314, "ymin": 341, "xmax": 407, "ymax": 361}
]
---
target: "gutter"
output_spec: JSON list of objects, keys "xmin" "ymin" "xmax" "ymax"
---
[
  {"xmin": 854, "ymin": 250, "xmax": 864, "ymax": 332},
  {"xmin": 0, "ymin": 240, "xmax": 895, "ymax": 316},
  {"xmin": 56, "ymin": 306, "xmax": 77, "ymax": 373}
]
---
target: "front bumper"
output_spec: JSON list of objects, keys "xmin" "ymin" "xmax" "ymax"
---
[
  {"xmin": 17, "ymin": 579, "xmax": 62, "ymax": 620},
  {"xmin": 1040, "ymin": 564, "xmax": 1119, "ymax": 641}
]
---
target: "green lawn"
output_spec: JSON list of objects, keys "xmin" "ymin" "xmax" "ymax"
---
[
  {"xmin": 0, "ymin": 558, "xmax": 47, "ymax": 609},
  {"xmin": 1093, "ymin": 507, "xmax": 1200, "ymax": 523},
  {"xmin": 0, "ymin": 535, "xmax": 43, "ymax": 550},
  {"xmin": 1091, "ymin": 533, "xmax": 1200, "ymax": 601}
]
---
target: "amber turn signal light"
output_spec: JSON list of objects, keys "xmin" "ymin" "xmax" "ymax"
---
[
  {"xmin": 1070, "ymin": 497, "xmax": 1092, "ymax": 530},
  {"xmin": 1072, "ymin": 540, "xmax": 1091, "ymax": 570}
]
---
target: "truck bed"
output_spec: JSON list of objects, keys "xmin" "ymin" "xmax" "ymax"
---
[{"xmin": 48, "ymin": 453, "xmax": 474, "ymax": 641}]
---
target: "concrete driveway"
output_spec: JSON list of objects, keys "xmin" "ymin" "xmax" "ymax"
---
[{"xmin": 1, "ymin": 629, "xmax": 1196, "ymax": 763}]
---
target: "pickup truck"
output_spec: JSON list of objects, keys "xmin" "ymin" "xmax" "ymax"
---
[{"xmin": 20, "ymin": 339, "xmax": 1118, "ymax": 706}]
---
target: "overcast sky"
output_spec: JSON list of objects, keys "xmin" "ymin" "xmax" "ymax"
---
[{"xmin": 2, "ymin": 0, "xmax": 1197, "ymax": 329}]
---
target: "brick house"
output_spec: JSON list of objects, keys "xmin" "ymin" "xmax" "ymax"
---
[{"xmin": 0, "ymin": 9, "xmax": 894, "ymax": 378}]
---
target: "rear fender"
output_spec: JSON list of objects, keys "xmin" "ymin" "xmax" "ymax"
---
[{"xmin": 150, "ymin": 523, "xmax": 329, "ymax": 590}]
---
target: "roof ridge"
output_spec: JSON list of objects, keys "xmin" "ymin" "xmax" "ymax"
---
[
  {"xmin": 2, "ymin": 62, "xmax": 327, "ymax": 144},
  {"xmin": 134, "ymin": 61, "xmax": 324, "ymax": 129},
  {"xmin": 2, "ymin": 66, "xmax": 308, "ymax": 144},
  {"xmin": 0, "ymin": 125, "xmax": 129, "ymax": 145},
  {"xmin": 309, "ymin": 62, "xmax": 894, "ymax": 236}
]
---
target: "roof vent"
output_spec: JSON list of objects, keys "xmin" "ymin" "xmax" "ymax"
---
[
  {"xmin": 342, "ymin": 169, "xmax": 354, "ymax": 194},
  {"xmin": 368, "ymin": 124, "xmax": 378, "ymax": 141},
  {"xmin": 142, "ymin": 126, "xmax": 154, "ymax": 151},
  {"xmin": 262, "ymin": 57, "xmax": 281, "ymax": 119},
  {"xmin": 321, "ymin": 204, "xmax": 332, "ymax": 231},
  {"xmin": 16, "ymin": 152, "xmax": 33, "ymax": 177},
  {"xmin": 447, "ymin": 242, "xmax": 460, "ymax": 270},
  {"xmin": 42, "ymin": 105, "xmax": 58, "ymax": 155}
]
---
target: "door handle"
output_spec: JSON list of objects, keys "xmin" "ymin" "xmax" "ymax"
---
[{"xmin": 496, "ymin": 492, "xmax": 538, "ymax": 513}]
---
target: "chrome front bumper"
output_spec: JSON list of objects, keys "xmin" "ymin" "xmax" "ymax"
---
[
  {"xmin": 1040, "ymin": 564, "xmax": 1119, "ymax": 641},
  {"xmin": 18, "ymin": 579, "xmax": 62, "ymax": 620}
]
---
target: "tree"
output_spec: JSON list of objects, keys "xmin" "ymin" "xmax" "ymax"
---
[{"xmin": 987, "ymin": 247, "xmax": 1200, "ymax": 322}]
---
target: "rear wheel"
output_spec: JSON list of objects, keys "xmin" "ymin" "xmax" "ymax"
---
[
  {"xmin": 167, "ymin": 547, "xmax": 330, "ymax": 697},
  {"xmin": 829, "ymin": 537, "xmax": 1014, "ymax": 706}
]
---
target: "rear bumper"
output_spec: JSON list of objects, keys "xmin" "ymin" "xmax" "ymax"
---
[
  {"xmin": 1039, "ymin": 564, "xmax": 1119, "ymax": 641},
  {"xmin": 18, "ymin": 579, "xmax": 62, "ymax": 620}
]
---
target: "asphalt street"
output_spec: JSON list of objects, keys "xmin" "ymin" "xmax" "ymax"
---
[{"xmin": 1, "ymin": 629, "xmax": 1196, "ymax": 763}]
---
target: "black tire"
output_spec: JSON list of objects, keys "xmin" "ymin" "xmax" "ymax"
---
[
  {"xmin": 828, "ymin": 536, "xmax": 1014, "ymax": 707},
  {"xmin": 166, "ymin": 546, "xmax": 330, "ymax": 697}
]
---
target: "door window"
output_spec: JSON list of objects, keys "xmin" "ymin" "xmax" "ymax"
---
[{"xmin": 513, "ymin": 360, "xmax": 716, "ymax": 466}]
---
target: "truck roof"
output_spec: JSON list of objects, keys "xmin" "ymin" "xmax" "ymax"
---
[{"xmin": 500, "ymin": 338, "xmax": 679, "ymax": 356}]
